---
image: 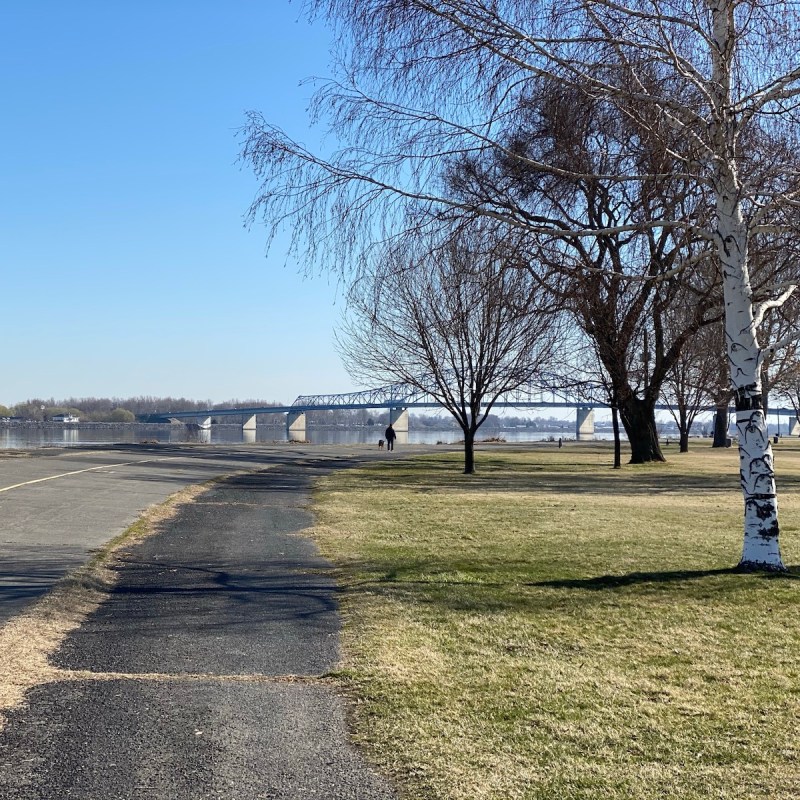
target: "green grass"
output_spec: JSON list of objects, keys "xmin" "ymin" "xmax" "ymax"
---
[{"xmin": 309, "ymin": 441, "xmax": 800, "ymax": 799}]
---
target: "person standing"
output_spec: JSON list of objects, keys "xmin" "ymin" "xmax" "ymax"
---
[{"xmin": 384, "ymin": 424, "xmax": 397, "ymax": 451}]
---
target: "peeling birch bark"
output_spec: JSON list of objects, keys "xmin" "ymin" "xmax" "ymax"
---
[
  {"xmin": 736, "ymin": 408, "xmax": 782, "ymax": 568},
  {"xmin": 715, "ymin": 182, "xmax": 783, "ymax": 570},
  {"xmin": 711, "ymin": 0, "xmax": 784, "ymax": 571}
]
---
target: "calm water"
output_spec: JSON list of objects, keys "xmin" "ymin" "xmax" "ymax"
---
[{"xmin": 0, "ymin": 422, "xmax": 613, "ymax": 450}]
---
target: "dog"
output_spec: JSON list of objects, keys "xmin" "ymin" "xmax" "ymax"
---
[{"xmin": 378, "ymin": 439, "xmax": 385, "ymax": 449}]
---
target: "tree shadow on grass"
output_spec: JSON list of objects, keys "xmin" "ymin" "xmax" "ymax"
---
[
  {"xmin": 357, "ymin": 466, "xmax": 800, "ymax": 497},
  {"xmin": 341, "ymin": 562, "xmax": 800, "ymax": 613},
  {"xmin": 531, "ymin": 565, "xmax": 800, "ymax": 590},
  {"xmin": 348, "ymin": 454, "xmax": 754, "ymax": 496}
]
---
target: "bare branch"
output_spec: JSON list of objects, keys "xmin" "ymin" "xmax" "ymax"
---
[{"xmin": 754, "ymin": 285, "xmax": 797, "ymax": 328}]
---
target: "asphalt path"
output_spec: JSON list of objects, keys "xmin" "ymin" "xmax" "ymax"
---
[
  {"xmin": 0, "ymin": 443, "xmax": 417, "ymax": 623},
  {"xmin": 0, "ymin": 444, "xmax": 430, "ymax": 798},
  {"xmin": 0, "ymin": 444, "xmax": 267, "ymax": 622}
]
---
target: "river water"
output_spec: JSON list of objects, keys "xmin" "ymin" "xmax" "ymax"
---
[{"xmin": 0, "ymin": 422, "xmax": 612, "ymax": 450}]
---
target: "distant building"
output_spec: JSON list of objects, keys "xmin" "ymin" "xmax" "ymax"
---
[{"xmin": 51, "ymin": 414, "xmax": 80, "ymax": 424}]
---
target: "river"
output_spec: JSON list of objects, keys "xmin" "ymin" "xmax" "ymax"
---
[{"xmin": 0, "ymin": 422, "xmax": 616, "ymax": 449}]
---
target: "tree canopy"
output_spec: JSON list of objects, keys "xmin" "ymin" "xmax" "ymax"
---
[{"xmin": 242, "ymin": 0, "xmax": 800, "ymax": 569}]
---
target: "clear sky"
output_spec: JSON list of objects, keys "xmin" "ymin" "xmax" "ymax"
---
[{"xmin": 0, "ymin": 1, "xmax": 361, "ymax": 406}]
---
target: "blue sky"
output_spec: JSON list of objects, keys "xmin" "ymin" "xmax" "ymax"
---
[{"xmin": 0, "ymin": 1, "xmax": 359, "ymax": 406}]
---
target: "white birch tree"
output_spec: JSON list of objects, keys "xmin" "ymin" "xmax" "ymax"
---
[{"xmin": 243, "ymin": 0, "xmax": 800, "ymax": 568}]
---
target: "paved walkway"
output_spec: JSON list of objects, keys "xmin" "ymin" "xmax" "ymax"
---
[
  {"xmin": 0, "ymin": 456, "xmax": 398, "ymax": 799},
  {"xmin": 0, "ymin": 444, "xmax": 311, "ymax": 624}
]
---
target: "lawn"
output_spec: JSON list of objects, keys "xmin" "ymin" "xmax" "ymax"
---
[{"xmin": 309, "ymin": 440, "xmax": 800, "ymax": 799}]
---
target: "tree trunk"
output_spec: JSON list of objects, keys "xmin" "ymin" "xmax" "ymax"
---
[
  {"xmin": 611, "ymin": 405, "xmax": 621, "ymax": 469},
  {"xmin": 733, "ymin": 392, "xmax": 781, "ymax": 569},
  {"xmin": 618, "ymin": 395, "xmax": 665, "ymax": 464},
  {"xmin": 463, "ymin": 428, "xmax": 476, "ymax": 474},
  {"xmin": 679, "ymin": 408, "xmax": 689, "ymax": 453},
  {"xmin": 713, "ymin": 163, "xmax": 783, "ymax": 569},
  {"xmin": 712, "ymin": 402, "xmax": 729, "ymax": 448}
]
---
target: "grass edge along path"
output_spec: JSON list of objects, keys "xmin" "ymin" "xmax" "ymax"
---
[
  {"xmin": 0, "ymin": 479, "xmax": 226, "ymax": 730},
  {"xmin": 308, "ymin": 442, "xmax": 800, "ymax": 800}
]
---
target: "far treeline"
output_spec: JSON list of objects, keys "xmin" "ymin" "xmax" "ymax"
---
[{"xmin": 0, "ymin": 397, "xmax": 284, "ymax": 423}]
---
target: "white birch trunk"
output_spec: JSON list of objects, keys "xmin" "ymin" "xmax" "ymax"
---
[
  {"xmin": 715, "ymin": 184, "xmax": 783, "ymax": 570},
  {"xmin": 711, "ymin": 0, "xmax": 784, "ymax": 570}
]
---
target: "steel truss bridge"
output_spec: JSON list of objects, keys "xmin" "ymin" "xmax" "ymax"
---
[
  {"xmin": 291, "ymin": 381, "xmax": 610, "ymax": 412},
  {"xmin": 142, "ymin": 376, "xmax": 800, "ymax": 424},
  {"xmin": 142, "ymin": 378, "xmax": 609, "ymax": 423}
]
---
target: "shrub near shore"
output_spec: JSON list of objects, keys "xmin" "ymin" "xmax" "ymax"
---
[{"xmin": 311, "ymin": 442, "xmax": 800, "ymax": 800}]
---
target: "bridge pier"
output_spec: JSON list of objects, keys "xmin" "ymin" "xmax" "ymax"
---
[
  {"xmin": 175, "ymin": 418, "xmax": 211, "ymax": 444},
  {"xmin": 287, "ymin": 411, "xmax": 307, "ymax": 441},
  {"xmin": 576, "ymin": 407, "xmax": 595, "ymax": 440},
  {"xmin": 388, "ymin": 407, "xmax": 409, "ymax": 445},
  {"xmin": 389, "ymin": 407, "xmax": 409, "ymax": 432},
  {"xmin": 241, "ymin": 414, "xmax": 257, "ymax": 444}
]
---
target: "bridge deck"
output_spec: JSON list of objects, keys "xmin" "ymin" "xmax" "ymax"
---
[{"xmin": 142, "ymin": 400, "xmax": 800, "ymax": 423}]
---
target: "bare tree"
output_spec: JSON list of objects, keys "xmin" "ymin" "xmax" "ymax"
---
[
  {"xmin": 581, "ymin": 3, "xmax": 800, "ymax": 569},
  {"xmin": 761, "ymin": 294, "xmax": 800, "ymax": 435},
  {"xmin": 242, "ymin": 1, "xmax": 800, "ymax": 569},
  {"xmin": 661, "ymin": 321, "xmax": 724, "ymax": 452},
  {"xmin": 467, "ymin": 82, "xmax": 722, "ymax": 463},
  {"xmin": 339, "ymin": 229, "xmax": 562, "ymax": 473}
]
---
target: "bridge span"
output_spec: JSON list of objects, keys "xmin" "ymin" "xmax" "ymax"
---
[
  {"xmin": 140, "ymin": 382, "xmax": 607, "ymax": 440},
  {"xmin": 140, "ymin": 381, "xmax": 800, "ymax": 441}
]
